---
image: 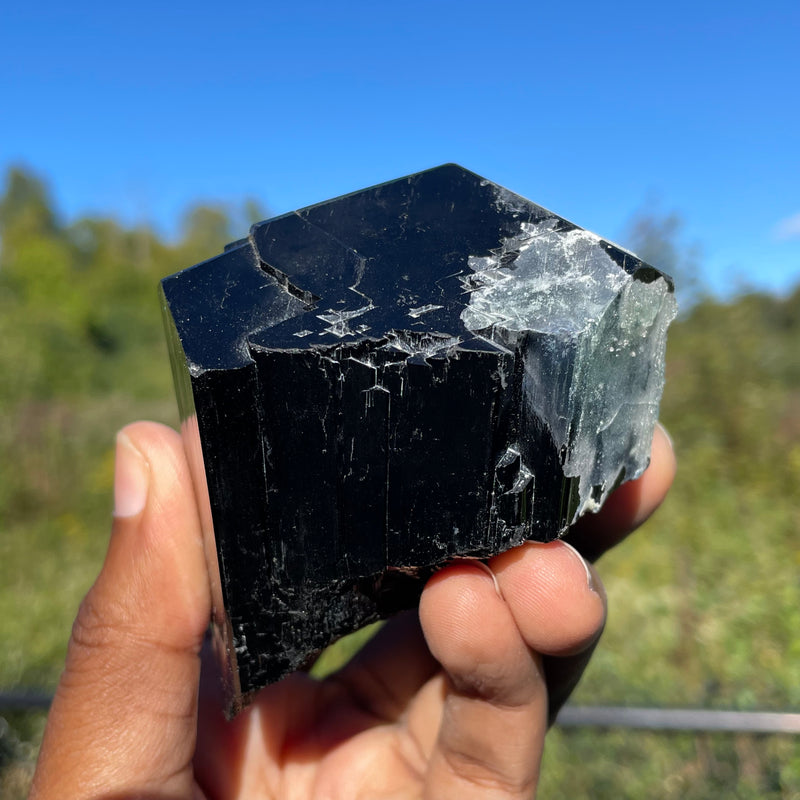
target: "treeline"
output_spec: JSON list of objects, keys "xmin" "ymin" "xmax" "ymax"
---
[
  {"xmin": 0, "ymin": 168, "xmax": 264, "ymax": 405},
  {"xmin": 663, "ymin": 287, "xmax": 800, "ymax": 499}
]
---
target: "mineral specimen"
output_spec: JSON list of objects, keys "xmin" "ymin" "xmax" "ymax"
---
[{"xmin": 160, "ymin": 164, "xmax": 677, "ymax": 715}]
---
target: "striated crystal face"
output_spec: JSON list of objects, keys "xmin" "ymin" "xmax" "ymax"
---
[{"xmin": 160, "ymin": 164, "xmax": 677, "ymax": 715}]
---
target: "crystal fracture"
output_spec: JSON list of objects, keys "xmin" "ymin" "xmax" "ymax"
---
[{"xmin": 160, "ymin": 164, "xmax": 677, "ymax": 714}]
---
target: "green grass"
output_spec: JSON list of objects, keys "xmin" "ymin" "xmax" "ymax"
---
[{"xmin": 539, "ymin": 728, "xmax": 800, "ymax": 799}]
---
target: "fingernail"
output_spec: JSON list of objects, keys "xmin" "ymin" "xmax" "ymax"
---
[
  {"xmin": 448, "ymin": 558, "xmax": 504, "ymax": 599},
  {"xmin": 471, "ymin": 560, "xmax": 504, "ymax": 599},
  {"xmin": 559, "ymin": 540, "xmax": 599, "ymax": 595},
  {"xmin": 656, "ymin": 421, "xmax": 674, "ymax": 452},
  {"xmin": 114, "ymin": 432, "xmax": 149, "ymax": 518}
]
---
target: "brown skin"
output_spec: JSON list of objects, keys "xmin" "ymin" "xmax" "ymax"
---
[{"xmin": 30, "ymin": 422, "xmax": 675, "ymax": 800}]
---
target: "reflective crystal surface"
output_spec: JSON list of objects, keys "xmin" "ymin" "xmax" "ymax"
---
[{"xmin": 160, "ymin": 164, "xmax": 677, "ymax": 714}]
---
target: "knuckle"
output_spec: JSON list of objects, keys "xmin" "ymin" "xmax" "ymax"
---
[
  {"xmin": 442, "ymin": 746, "xmax": 535, "ymax": 798},
  {"xmin": 69, "ymin": 589, "xmax": 133, "ymax": 659}
]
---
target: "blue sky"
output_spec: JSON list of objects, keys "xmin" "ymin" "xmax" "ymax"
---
[{"xmin": 2, "ymin": 0, "xmax": 799, "ymax": 299}]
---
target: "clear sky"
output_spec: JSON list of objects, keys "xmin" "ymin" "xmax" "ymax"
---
[{"xmin": 2, "ymin": 0, "xmax": 799, "ymax": 299}]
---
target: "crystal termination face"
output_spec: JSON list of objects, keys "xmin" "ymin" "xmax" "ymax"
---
[{"xmin": 160, "ymin": 164, "xmax": 677, "ymax": 715}]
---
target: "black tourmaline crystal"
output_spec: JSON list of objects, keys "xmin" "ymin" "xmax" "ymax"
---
[{"xmin": 160, "ymin": 164, "xmax": 676, "ymax": 715}]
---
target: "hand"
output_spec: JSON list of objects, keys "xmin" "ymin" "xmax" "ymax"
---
[{"xmin": 30, "ymin": 421, "xmax": 675, "ymax": 799}]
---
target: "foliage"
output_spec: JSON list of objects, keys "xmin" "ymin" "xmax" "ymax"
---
[{"xmin": 1, "ymin": 166, "xmax": 799, "ymax": 797}]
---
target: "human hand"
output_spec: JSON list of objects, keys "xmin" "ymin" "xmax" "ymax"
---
[{"xmin": 29, "ymin": 421, "xmax": 675, "ymax": 799}]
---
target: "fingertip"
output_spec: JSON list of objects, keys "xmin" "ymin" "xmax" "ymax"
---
[
  {"xmin": 117, "ymin": 421, "xmax": 186, "ymax": 492},
  {"xmin": 103, "ymin": 420, "xmax": 209, "ymax": 648},
  {"xmin": 564, "ymin": 420, "xmax": 676, "ymax": 561},
  {"xmin": 420, "ymin": 563, "xmax": 505, "ymax": 658},
  {"xmin": 420, "ymin": 563, "xmax": 533, "ymax": 701},
  {"xmin": 491, "ymin": 541, "xmax": 607, "ymax": 657},
  {"xmin": 605, "ymin": 420, "xmax": 676, "ymax": 533}
]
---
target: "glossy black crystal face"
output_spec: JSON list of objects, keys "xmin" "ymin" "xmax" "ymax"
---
[{"xmin": 160, "ymin": 164, "xmax": 677, "ymax": 714}]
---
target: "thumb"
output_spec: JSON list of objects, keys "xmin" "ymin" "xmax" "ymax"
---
[{"xmin": 30, "ymin": 422, "xmax": 211, "ymax": 800}]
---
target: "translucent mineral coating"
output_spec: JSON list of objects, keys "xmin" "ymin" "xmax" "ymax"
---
[
  {"xmin": 461, "ymin": 215, "xmax": 677, "ymax": 515},
  {"xmin": 160, "ymin": 164, "xmax": 677, "ymax": 715}
]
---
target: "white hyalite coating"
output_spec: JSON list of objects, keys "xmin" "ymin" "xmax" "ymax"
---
[{"xmin": 461, "ymin": 218, "xmax": 678, "ymax": 520}]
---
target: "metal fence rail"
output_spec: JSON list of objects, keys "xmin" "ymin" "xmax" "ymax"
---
[
  {"xmin": 0, "ymin": 691, "xmax": 53, "ymax": 711},
  {"xmin": 556, "ymin": 706, "xmax": 800, "ymax": 733},
  {"xmin": 2, "ymin": 692, "xmax": 799, "ymax": 734}
]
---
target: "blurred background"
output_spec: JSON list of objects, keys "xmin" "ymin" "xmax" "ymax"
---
[{"xmin": 1, "ymin": 1, "xmax": 799, "ymax": 797}]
